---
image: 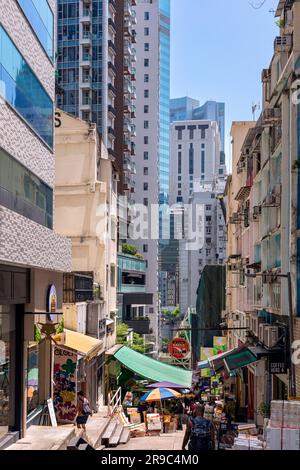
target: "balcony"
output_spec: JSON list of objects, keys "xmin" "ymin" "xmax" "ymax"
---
[
  {"xmin": 109, "ymin": 0, "xmax": 117, "ymax": 13},
  {"xmin": 108, "ymin": 40, "xmax": 117, "ymax": 55},
  {"xmin": 108, "ymin": 83, "xmax": 117, "ymax": 98},
  {"xmin": 125, "ymin": 319, "xmax": 150, "ymax": 335},
  {"xmin": 81, "ymin": 8, "xmax": 92, "ymax": 21},
  {"xmin": 81, "ymin": 31, "xmax": 92, "ymax": 44},
  {"xmin": 108, "ymin": 18, "xmax": 116, "ymax": 35},
  {"xmin": 108, "ymin": 105, "xmax": 116, "ymax": 119},
  {"xmin": 108, "ymin": 61, "xmax": 117, "ymax": 77},
  {"xmin": 108, "ymin": 126, "xmax": 116, "ymax": 139}
]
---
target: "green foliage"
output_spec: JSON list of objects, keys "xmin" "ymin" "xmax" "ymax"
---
[
  {"xmin": 275, "ymin": 18, "xmax": 285, "ymax": 28},
  {"xmin": 162, "ymin": 305, "xmax": 180, "ymax": 319},
  {"xmin": 122, "ymin": 243, "xmax": 138, "ymax": 256},
  {"xmin": 116, "ymin": 323, "xmax": 146, "ymax": 353},
  {"xmin": 258, "ymin": 402, "xmax": 271, "ymax": 418},
  {"xmin": 34, "ymin": 324, "xmax": 42, "ymax": 343},
  {"xmin": 56, "ymin": 316, "xmax": 64, "ymax": 334},
  {"xmin": 117, "ymin": 323, "xmax": 129, "ymax": 342}
]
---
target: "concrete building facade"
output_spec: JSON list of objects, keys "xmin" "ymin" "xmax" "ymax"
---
[
  {"xmin": 129, "ymin": 0, "xmax": 170, "ymax": 351},
  {"xmin": 0, "ymin": 0, "xmax": 71, "ymax": 447}
]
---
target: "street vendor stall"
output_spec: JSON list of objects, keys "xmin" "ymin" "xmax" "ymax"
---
[{"xmin": 140, "ymin": 388, "xmax": 182, "ymax": 434}]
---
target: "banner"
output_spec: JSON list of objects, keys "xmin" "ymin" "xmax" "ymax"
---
[
  {"xmin": 200, "ymin": 348, "xmax": 216, "ymax": 377},
  {"xmin": 53, "ymin": 347, "xmax": 77, "ymax": 424},
  {"xmin": 213, "ymin": 336, "xmax": 227, "ymax": 353}
]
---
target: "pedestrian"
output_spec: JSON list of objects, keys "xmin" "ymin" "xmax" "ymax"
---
[
  {"xmin": 138, "ymin": 401, "xmax": 147, "ymax": 423},
  {"xmin": 182, "ymin": 404, "xmax": 215, "ymax": 451},
  {"xmin": 75, "ymin": 391, "xmax": 92, "ymax": 431},
  {"xmin": 175, "ymin": 399, "xmax": 184, "ymax": 430}
]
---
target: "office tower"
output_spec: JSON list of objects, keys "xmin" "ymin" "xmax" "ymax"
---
[
  {"xmin": 169, "ymin": 120, "xmax": 227, "ymax": 316},
  {"xmin": 56, "ymin": 0, "xmax": 137, "ymax": 194},
  {"xmin": 0, "ymin": 0, "xmax": 71, "ymax": 445},
  {"xmin": 170, "ymin": 98, "xmax": 226, "ymax": 155},
  {"xmin": 170, "ymin": 96, "xmax": 200, "ymax": 123},
  {"xmin": 130, "ymin": 0, "xmax": 170, "ymax": 351}
]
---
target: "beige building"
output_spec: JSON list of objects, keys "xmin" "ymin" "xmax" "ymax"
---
[{"xmin": 54, "ymin": 110, "xmax": 118, "ymax": 410}]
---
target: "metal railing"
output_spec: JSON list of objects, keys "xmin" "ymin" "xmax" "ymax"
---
[{"xmin": 107, "ymin": 387, "xmax": 122, "ymax": 417}]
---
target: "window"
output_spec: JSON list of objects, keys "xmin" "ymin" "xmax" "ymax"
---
[
  {"xmin": 178, "ymin": 152, "xmax": 182, "ymax": 174},
  {"xmin": 144, "ymin": 121, "xmax": 149, "ymax": 129},
  {"xmin": 206, "ymin": 216, "xmax": 212, "ymax": 222},
  {"xmin": 144, "ymin": 105, "xmax": 149, "ymax": 113},
  {"xmin": 143, "ymin": 198, "xmax": 148, "ymax": 206},
  {"xmin": 144, "ymin": 27, "xmax": 149, "ymax": 36},
  {"xmin": 144, "ymin": 151, "xmax": 149, "ymax": 160},
  {"xmin": 178, "ymin": 144, "xmax": 182, "ymax": 150},
  {"xmin": 0, "ymin": 26, "xmax": 53, "ymax": 148},
  {"xmin": 144, "ymin": 58, "xmax": 149, "ymax": 67},
  {"xmin": 178, "ymin": 190, "xmax": 182, "ymax": 196},
  {"xmin": 206, "ymin": 249, "xmax": 211, "ymax": 256},
  {"xmin": 189, "ymin": 143, "xmax": 194, "ymax": 175},
  {"xmin": 144, "ymin": 89, "xmax": 149, "ymax": 98},
  {"xmin": 17, "ymin": 0, "xmax": 54, "ymax": 60},
  {"xmin": 201, "ymin": 150, "xmax": 205, "ymax": 174},
  {"xmin": 0, "ymin": 147, "xmax": 53, "ymax": 228},
  {"xmin": 144, "ymin": 12, "xmax": 150, "ymax": 20},
  {"xmin": 0, "ymin": 306, "xmax": 16, "ymax": 432},
  {"xmin": 206, "ymin": 205, "xmax": 212, "ymax": 211},
  {"xmin": 219, "ymin": 169, "xmax": 224, "ymax": 175},
  {"xmin": 178, "ymin": 176, "xmax": 182, "ymax": 181},
  {"xmin": 144, "ymin": 167, "xmax": 149, "ymax": 175},
  {"xmin": 144, "ymin": 43, "xmax": 150, "ymax": 52},
  {"xmin": 110, "ymin": 265, "xmax": 116, "ymax": 287},
  {"xmin": 144, "ymin": 182, "xmax": 148, "ymax": 191},
  {"xmin": 178, "ymin": 183, "xmax": 181, "ymax": 189},
  {"xmin": 143, "ymin": 244, "xmax": 148, "ymax": 253},
  {"xmin": 144, "ymin": 136, "xmax": 149, "ymax": 144},
  {"xmin": 206, "ymin": 227, "xmax": 212, "ymax": 235},
  {"xmin": 144, "ymin": 74, "xmax": 149, "ymax": 83},
  {"xmin": 178, "ymin": 129, "xmax": 183, "ymax": 140}
]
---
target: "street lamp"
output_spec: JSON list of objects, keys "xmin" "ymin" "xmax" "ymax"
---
[{"xmin": 245, "ymin": 271, "xmax": 296, "ymax": 398}]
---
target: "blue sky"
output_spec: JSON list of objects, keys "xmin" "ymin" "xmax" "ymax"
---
[{"xmin": 170, "ymin": 0, "xmax": 279, "ymax": 164}]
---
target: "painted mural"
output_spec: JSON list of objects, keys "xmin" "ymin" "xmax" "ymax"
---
[{"xmin": 53, "ymin": 347, "xmax": 77, "ymax": 423}]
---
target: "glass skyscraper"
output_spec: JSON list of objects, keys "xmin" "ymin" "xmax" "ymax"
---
[{"xmin": 159, "ymin": 0, "xmax": 170, "ymax": 205}]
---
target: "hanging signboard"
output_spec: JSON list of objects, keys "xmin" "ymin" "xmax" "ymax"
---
[
  {"xmin": 269, "ymin": 355, "xmax": 287, "ymax": 375},
  {"xmin": 168, "ymin": 337, "xmax": 190, "ymax": 359},
  {"xmin": 53, "ymin": 347, "xmax": 77, "ymax": 423}
]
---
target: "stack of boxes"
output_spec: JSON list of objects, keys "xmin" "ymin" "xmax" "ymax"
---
[{"xmin": 266, "ymin": 401, "xmax": 300, "ymax": 450}]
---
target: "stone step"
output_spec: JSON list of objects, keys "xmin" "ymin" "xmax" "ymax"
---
[
  {"xmin": 119, "ymin": 428, "xmax": 130, "ymax": 445},
  {"xmin": 85, "ymin": 413, "xmax": 112, "ymax": 449},
  {"xmin": 108, "ymin": 424, "xmax": 124, "ymax": 447},
  {"xmin": 101, "ymin": 419, "xmax": 118, "ymax": 446}
]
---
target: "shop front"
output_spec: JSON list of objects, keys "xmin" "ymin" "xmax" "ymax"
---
[{"xmin": 0, "ymin": 265, "xmax": 29, "ymax": 447}]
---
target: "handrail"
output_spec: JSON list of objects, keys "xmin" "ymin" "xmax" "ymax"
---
[{"xmin": 107, "ymin": 387, "xmax": 122, "ymax": 417}]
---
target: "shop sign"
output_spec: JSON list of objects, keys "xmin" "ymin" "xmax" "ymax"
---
[
  {"xmin": 168, "ymin": 337, "xmax": 190, "ymax": 359},
  {"xmin": 47, "ymin": 285, "xmax": 57, "ymax": 321},
  {"xmin": 269, "ymin": 356, "xmax": 287, "ymax": 374}
]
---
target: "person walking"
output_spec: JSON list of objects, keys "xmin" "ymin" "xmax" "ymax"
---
[
  {"xmin": 75, "ymin": 391, "xmax": 92, "ymax": 431},
  {"xmin": 182, "ymin": 404, "xmax": 215, "ymax": 451}
]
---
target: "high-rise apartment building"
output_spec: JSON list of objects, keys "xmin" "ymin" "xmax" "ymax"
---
[
  {"xmin": 56, "ymin": 0, "xmax": 137, "ymax": 194},
  {"xmin": 0, "ymin": 0, "xmax": 71, "ymax": 446},
  {"xmin": 170, "ymin": 96, "xmax": 199, "ymax": 123},
  {"xmin": 130, "ymin": 0, "xmax": 170, "ymax": 350},
  {"xmin": 168, "ymin": 120, "xmax": 227, "ymax": 316}
]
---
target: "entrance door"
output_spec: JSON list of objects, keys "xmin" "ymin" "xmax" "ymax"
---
[{"xmin": 0, "ymin": 305, "xmax": 16, "ymax": 438}]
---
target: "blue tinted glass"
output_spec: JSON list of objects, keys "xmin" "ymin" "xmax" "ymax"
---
[
  {"xmin": 18, "ymin": 0, "xmax": 54, "ymax": 60},
  {"xmin": 0, "ymin": 147, "xmax": 53, "ymax": 229},
  {"xmin": 0, "ymin": 26, "xmax": 54, "ymax": 148}
]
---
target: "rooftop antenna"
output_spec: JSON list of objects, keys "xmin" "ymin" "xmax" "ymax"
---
[{"xmin": 252, "ymin": 102, "xmax": 260, "ymax": 121}]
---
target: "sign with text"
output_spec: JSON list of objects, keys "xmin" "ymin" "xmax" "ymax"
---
[{"xmin": 269, "ymin": 355, "xmax": 287, "ymax": 375}]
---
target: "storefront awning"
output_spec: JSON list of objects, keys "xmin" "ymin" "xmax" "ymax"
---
[
  {"xmin": 198, "ymin": 346, "xmax": 258, "ymax": 373},
  {"xmin": 64, "ymin": 329, "xmax": 103, "ymax": 359},
  {"xmin": 113, "ymin": 346, "xmax": 192, "ymax": 388}
]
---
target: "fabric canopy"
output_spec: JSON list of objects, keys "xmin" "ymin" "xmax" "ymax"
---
[
  {"xmin": 197, "ymin": 347, "xmax": 258, "ymax": 373},
  {"xmin": 113, "ymin": 346, "xmax": 193, "ymax": 388},
  {"xmin": 64, "ymin": 329, "xmax": 103, "ymax": 359}
]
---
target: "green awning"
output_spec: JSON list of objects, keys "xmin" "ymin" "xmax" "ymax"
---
[{"xmin": 113, "ymin": 346, "xmax": 192, "ymax": 388}]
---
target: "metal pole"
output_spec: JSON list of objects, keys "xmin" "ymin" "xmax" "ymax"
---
[{"xmin": 287, "ymin": 272, "xmax": 296, "ymax": 397}]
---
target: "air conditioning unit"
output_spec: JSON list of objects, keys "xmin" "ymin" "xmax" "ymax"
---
[
  {"xmin": 253, "ymin": 206, "xmax": 262, "ymax": 219},
  {"xmin": 228, "ymin": 263, "xmax": 241, "ymax": 272},
  {"xmin": 251, "ymin": 316, "xmax": 264, "ymax": 337},
  {"xmin": 229, "ymin": 213, "xmax": 240, "ymax": 224},
  {"xmin": 259, "ymin": 323, "xmax": 268, "ymax": 343},
  {"xmin": 264, "ymin": 326, "xmax": 279, "ymax": 349},
  {"xmin": 264, "ymin": 193, "xmax": 280, "ymax": 207}
]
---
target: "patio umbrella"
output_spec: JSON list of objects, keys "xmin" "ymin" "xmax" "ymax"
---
[
  {"xmin": 146, "ymin": 381, "xmax": 188, "ymax": 390},
  {"xmin": 140, "ymin": 388, "xmax": 182, "ymax": 402}
]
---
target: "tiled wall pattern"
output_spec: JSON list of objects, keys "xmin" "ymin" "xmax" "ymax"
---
[
  {"xmin": 295, "ymin": 318, "xmax": 300, "ymax": 396},
  {"xmin": 0, "ymin": 104, "xmax": 54, "ymax": 187},
  {"xmin": 0, "ymin": 206, "xmax": 71, "ymax": 272}
]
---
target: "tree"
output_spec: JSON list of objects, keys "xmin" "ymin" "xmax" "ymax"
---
[
  {"xmin": 122, "ymin": 243, "xmax": 138, "ymax": 256},
  {"xmin": 116, "ymin": 323, "xmax": 146, "ymax": 353}
]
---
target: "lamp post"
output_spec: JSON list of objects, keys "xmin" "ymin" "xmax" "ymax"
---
[{"xmin": 245, "ymin": 271, "xmax": 296, "ymax": 398}]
